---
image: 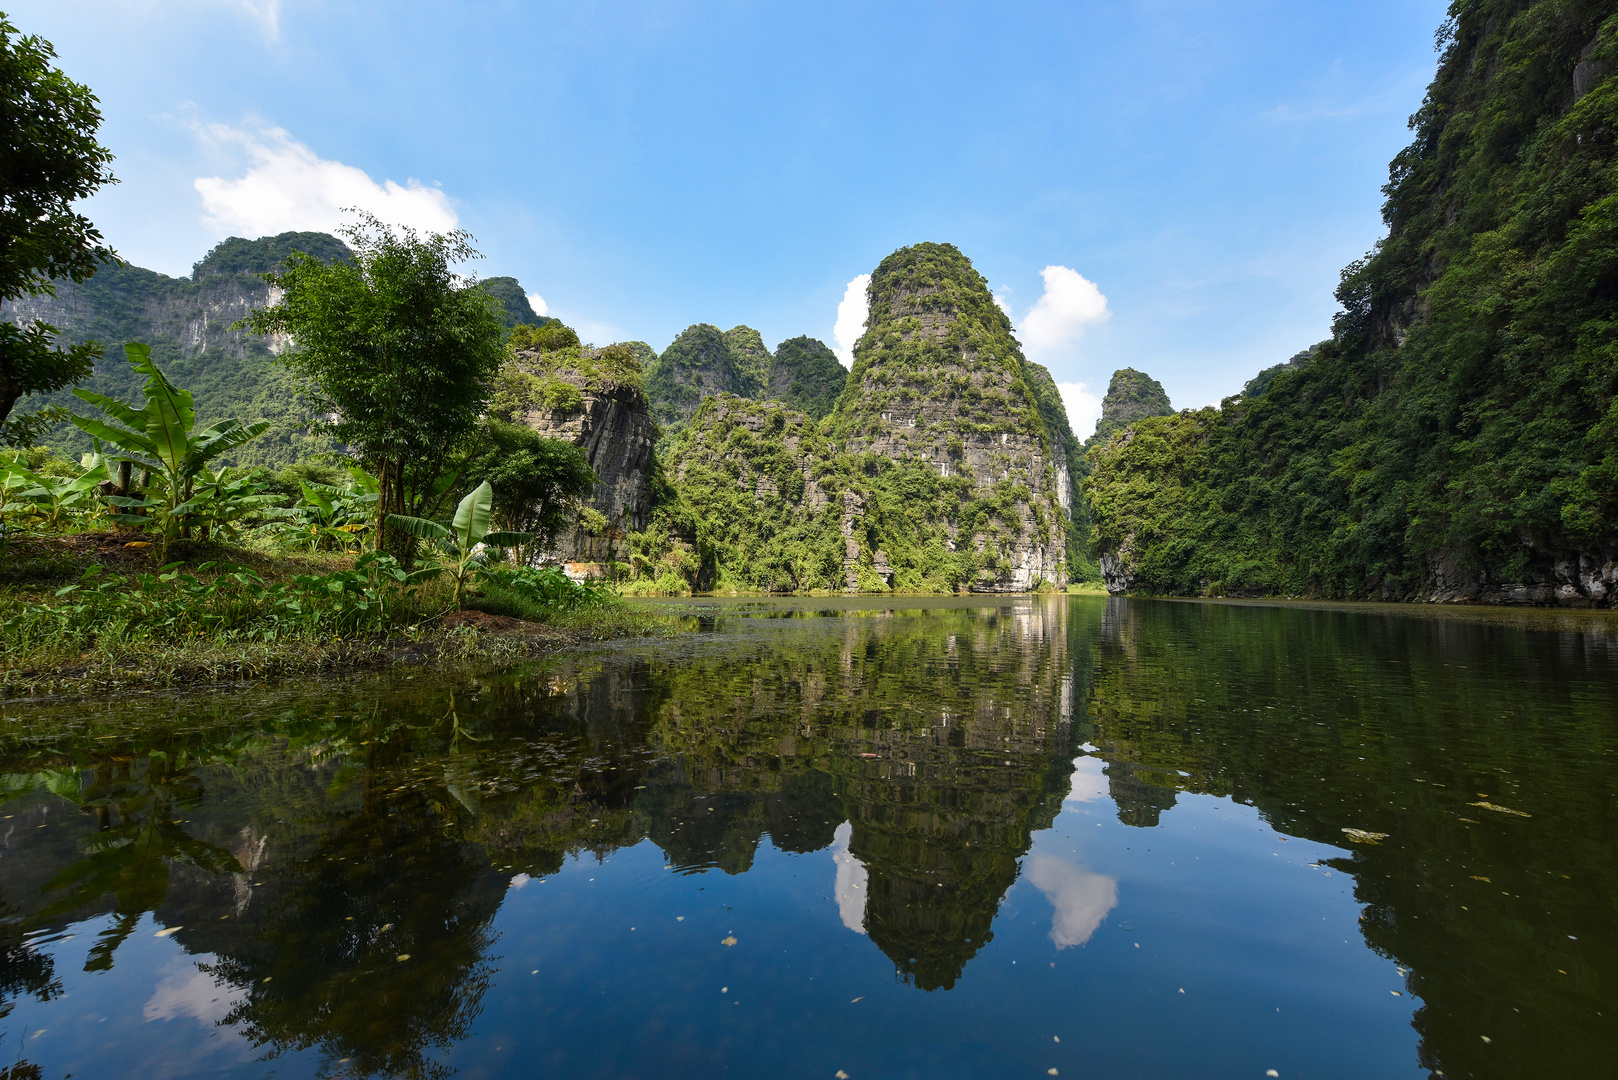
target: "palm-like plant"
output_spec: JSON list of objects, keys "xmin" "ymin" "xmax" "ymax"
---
[
  {"xmin": 386, "ymin": 481, "xmax": 530, "ymax": 608},
  {"xmin": 70, "ymin": 343, "xmax": 271, "ymax": 556}
]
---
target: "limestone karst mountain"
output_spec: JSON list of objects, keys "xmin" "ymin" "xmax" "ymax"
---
[
  {"xmin": 1085, "ymin": 367, "xmax": 1174, "ymax": 448},
  {"xmin": 657, "ymin": 242, "xmax": 1077, "ymax": 592},
  {"xmin": 765, "ymin": 335, "xmax": 846, "ymax": 421},
  {"xmin": 642, "ymin": 324, "xmax": 847, "ymax": 434}
]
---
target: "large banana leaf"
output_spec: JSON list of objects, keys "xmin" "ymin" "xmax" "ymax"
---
[
  {"xmin": 68, "ymin": 413, "xmax": 159, "ymax": 463},
  {"xmin": 450, "ymin": 482, "xmax": 495, "ymax": 550},
  {"xmin": 385, "ymin": 513, "xmax": 453, "ymax": 541},
  {"xmin": 183, "ymin": 419, "xmax": 272, "ymax": 473},
  {"xmin": 299, "ymin": 481, "xmax": 336, "ymax": 517},
  {"xmin": 125, "ymin": 343, "xmax": 194, "ymax": 475},
  {"xmin": 71, "ymin": 387, "xmax": 150, "ymax": 433}
]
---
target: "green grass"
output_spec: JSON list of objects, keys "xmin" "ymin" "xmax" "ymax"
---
[{"xmin": 0, "ymin": 531, "xmax": 683, "ymax": 696}]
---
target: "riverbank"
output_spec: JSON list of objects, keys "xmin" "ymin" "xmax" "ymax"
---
[{"xmin": 0, "ymin": 531, "xmax": 683, "ymax": 697}]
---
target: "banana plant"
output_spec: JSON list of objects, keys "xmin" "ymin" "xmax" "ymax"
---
[
  {"xmin": 0, "ymin": 454, "xmax": 111, "ymax": 528},
  {"xmin": 386, "ymin": 481, "xmax": 531, "ymax": 608},
  {"xmin": 69, "ymin": 343, "xmax": 270, "ymax": 556}
]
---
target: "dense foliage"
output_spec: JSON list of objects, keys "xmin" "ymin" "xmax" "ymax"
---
[
  {"xmin": 1086, "ymin": 0, "xmax": 1618, "ymax": 601},
  {"xmin": 0, "ymin": 13, "xmax": 116, "ymax": 442}
]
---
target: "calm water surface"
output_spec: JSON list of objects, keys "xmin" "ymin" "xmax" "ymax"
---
[{"xmin": 1, "ymin": 596, "xmax": 1615, "ymax": 1080}]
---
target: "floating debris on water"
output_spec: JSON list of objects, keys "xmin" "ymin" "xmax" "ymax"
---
[
  {"xmin": 1341, "ymin": 828, "xmax": 1389, "ymax": 843},
  {"xmin": 1468, "ymin": 801, "xmax": 1530, "ymax": 818}
]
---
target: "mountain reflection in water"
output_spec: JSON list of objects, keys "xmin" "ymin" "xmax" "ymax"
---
[{"xmin": 1, "ymin": 595, "xmax": 1614, "ymax": 1080}]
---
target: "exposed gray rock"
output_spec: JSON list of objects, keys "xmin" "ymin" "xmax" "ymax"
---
[{"xmin": 513, "ymin": 350, "xmax": 658, "ymax": 568}]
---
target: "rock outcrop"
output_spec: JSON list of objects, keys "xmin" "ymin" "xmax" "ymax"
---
[
  {"xmin": 499, "ymin": 344, "xmax": 658, "ymax": 568},
  {"xmin": 1086, "ymin": 367, "xmax": 1174, "ymax": 448}
]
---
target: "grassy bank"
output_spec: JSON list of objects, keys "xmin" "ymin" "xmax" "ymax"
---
[{"xmin": 0, "ymin": 531, "xmax": 681, "ymax": 697}]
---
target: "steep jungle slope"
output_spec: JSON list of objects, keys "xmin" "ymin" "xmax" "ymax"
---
[
  {"xmin": 643, "ymin": 324, "xmax": 767, "ymax": 434},
  {"xmin": 1086, "ymin": 0, "xmax": 1618, "ymax": 604}
]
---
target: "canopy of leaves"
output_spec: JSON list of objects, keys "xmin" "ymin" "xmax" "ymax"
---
[
  {"xmin": 1086, "ymin": 1, "xmax": 1618, "ymax": 598},
  {"xmin": 509, "ymin": 321, "xmax": 579, "ymax": 352},
  {"xmin": 456, "ymin": 417, "xmax": 597, "ymax": 558},
  {"xmin": 0, "ymin": 13, "xmax": 117, "ymax": 435}
]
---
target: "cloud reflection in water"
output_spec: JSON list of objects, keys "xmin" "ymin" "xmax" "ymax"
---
[{"xmin": 1026, "ymin": 855, "xmax": 1119, "ymax": 948}]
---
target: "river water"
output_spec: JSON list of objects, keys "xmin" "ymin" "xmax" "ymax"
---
[{"xmin": 1, "ymin": 596, "xmax": 1614, "ymax": 1079}]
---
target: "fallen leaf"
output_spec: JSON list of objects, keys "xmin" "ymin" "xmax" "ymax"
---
[
  {"xmin": 721, "ymin": 936, "xmax": 737, "ymax": 947},
  {"xmin": 1468, "ymin": 801, "xmax": 1530, "ymax": 818},
  {"xmin": 396, "ymin": 954, "xmax": 411, "ymax": 962},
  {"xmin": 1469, "ymin": 875, "xmax": 1491, "ymax": 883},
  {"xmin": 154, "ymin": 926, "xmax": 181, "ymax": 938},
  {"xmin": 1341, "ymin": 828, "xmax": 1389, "ymax": 843}
]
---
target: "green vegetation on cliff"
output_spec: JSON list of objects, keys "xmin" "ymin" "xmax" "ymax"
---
[
  {"xmin": 1086, "ymin": 2, "xmax": 1618, "ymax": 602},
  {"xmin": 647, "ymin": 243, "xmax": 1078, "ymax": 593},
  {"xmin": 1087, "ymin": 368, "xmax": 1174, "ymax": 448},
  {"xmin": 766, "ymin": 335, "xmax": 846, "ymax": 420}
]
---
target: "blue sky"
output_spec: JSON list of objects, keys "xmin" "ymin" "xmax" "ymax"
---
[{"xmin": 16, "ymin": 0, "xmax": 1449, "ymax": 435}]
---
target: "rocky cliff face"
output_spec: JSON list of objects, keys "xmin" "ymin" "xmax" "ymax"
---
[{"xmin": 501, "ymin": 345, "xmax": 658, "ymax": 567}]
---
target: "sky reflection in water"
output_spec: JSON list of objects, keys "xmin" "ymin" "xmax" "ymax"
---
[{"xmin": 1, "ymin": 595, "xmax": 1614, "ymax": 1079}]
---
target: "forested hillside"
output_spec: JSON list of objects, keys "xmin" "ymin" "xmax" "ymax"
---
[{"xmin": 1086, "ymin": 0, "xmax": 1618, "ymax": 605}]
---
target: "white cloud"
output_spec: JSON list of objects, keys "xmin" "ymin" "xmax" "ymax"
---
[
  {"xmin": 526, "ymin": 293, "xmax": 549, "ymax": 318},
  {"xmin": 1026, "ymin": 854, "xmax": 1119, "ymax": 949},
  {"xmin": 223, "ymin": 0, "xmax": 282, "ymax": 40},
  {"xmin": 832, "ymin": 273, "xmax": 871, "ymax": 369},
  {"xmin": 1018, "ymin": 265, "xmax": 1110, "ymax": 358},
  {"xmin": 1057, "ymin": 380, "xmax": 1104, "ymax": 441},
  {"xmin": 193, "ymin": 124, "xmax": 458, "ymax": 239},
  {"xmin": 830, "ymin": 821, "xmax": 868, "ymax": 934},
  {"xmin": 993, "ymin": 286, "xmax": 1013, "ymax": 316}
]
